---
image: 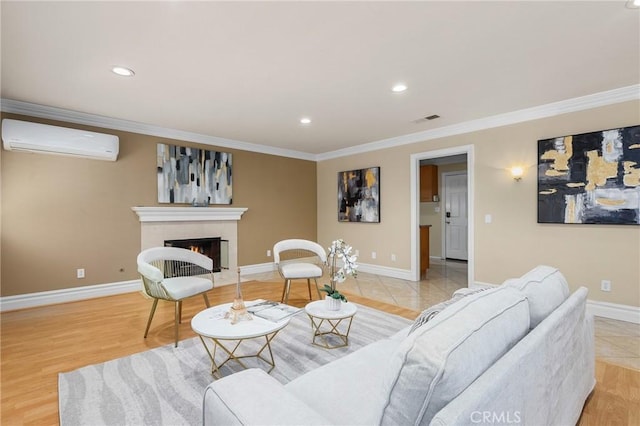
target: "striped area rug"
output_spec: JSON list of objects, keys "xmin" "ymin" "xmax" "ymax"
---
[{"xmin": 58, "ymin": 304, "xmax": 412, "ymax": 426}]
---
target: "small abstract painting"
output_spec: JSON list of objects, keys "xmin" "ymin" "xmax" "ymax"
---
[
  {"xmin": 338, "ymin": 167, "xmax": 380, "ymax": 223},
  {"xmin": 157, "ymin": 144, "xmax": 232, "ymax": 205},
  {"xmin": 537, "ymin": 125, "xmax": 640, "ymax": 224}
]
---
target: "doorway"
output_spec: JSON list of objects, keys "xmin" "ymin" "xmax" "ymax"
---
[{"xmin": 410, "ymin": 145, "xmax": 474, "ymax": 286}]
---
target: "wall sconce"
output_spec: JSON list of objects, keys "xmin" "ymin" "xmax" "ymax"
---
[{"xmin": 510, "ymin": 166, "xmax": 524, "ymax": 181}]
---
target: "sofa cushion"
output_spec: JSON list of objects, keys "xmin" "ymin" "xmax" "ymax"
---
[
  {"xmin": 380, "ymin": 286, "xmax": 530, "ymax": 426},
  {"xmin": 203, "ymin": 369, "xmax": 330, "ymax": 426},
  {"xmin": 285, "ymin": 332, "xmax": 404, "ymax": 425},
  {"xmin": 503, "ymin": 265, "xmax": 570, "ymax": 328}
]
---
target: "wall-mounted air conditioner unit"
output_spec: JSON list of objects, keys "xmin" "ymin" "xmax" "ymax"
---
[{"xmin": 1, "ymin": 119, "xmax": 119, "ymax": 161}]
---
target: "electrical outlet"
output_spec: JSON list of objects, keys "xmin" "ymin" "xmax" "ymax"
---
[
  {"xmin": 267, "ymin": 249, "xmax": 271, "ymax": 257},
  {"xmin": 601, "ymin": 280, "xmax": 611, "ymax": 292},
  {"xmin": 371, "ymin": 251, "xmax": 377, "ymax": 259},
  {"xmin": 391, "ymin": 254, "xmax": 397, "ymax": 262},
  {"xmin": 355, "ymin": 249, "xmax": 359, "ymax": 257},
  {"xmin": 77, "ymin": 268, "xmax": 85, "ymax": 279}
]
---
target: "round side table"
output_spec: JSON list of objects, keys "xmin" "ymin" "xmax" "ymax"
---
[
  {"xmin": 304, "ymin": 300, "xmax": 358, "ymax": 349},
  {"xmin": 191, "ymin": 302, "xmax": 290, "ymax": 378}
]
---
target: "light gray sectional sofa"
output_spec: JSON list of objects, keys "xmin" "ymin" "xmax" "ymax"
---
[{"xmin": 202, "ymin": 266, "xmax": 595, "ymax": 425}]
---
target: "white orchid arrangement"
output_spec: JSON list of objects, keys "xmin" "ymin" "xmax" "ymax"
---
[{"xmin": 322, "ymin": 239, "xmax": 358, "ymax": 302}]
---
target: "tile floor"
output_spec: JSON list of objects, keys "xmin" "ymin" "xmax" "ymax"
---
[{"xmin": 248, "ymin": 259, "xmax": 639, "ymax": 370}]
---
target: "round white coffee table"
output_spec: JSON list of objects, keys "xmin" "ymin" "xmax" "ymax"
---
[
  {"xmin": 191, "ymin": 302, "xmax": 291, "ymax": 378},
  {"xmin": 305, "ymin": 300, "xmax": 358, "ymax": 349}
]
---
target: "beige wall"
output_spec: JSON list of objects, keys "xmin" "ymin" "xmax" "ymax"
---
[
  {"xmin": 0, "ymin": 113, "xmax": 317, "ymax": 297},
  {"xmin": 3, "ymin": 101, "xmax": 639, "ymax": 307},
  {"xmin": 420, "ymin": 162, "xmax": 468, "ymax": 258},
  {"xmin": 318, "ymin": 101, "xmax": 640, "ymax": 307}
]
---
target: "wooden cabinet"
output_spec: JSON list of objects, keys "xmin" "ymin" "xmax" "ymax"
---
[
  {"xmin": 420, "ymin": 165, "xmax": 439, "ymax": 202},
  {"xmin": 420, "ymin": 225, "xmax": 430, "ymax": 276}
]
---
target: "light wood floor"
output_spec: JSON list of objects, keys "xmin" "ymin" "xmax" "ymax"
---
[{"xmin": 1, "ymin": 281, "xmax": 638, "ymax": 425}]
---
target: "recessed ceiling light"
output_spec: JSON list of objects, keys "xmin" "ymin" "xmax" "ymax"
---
[
  {"xmin": 300, "ymin": 117, "xmax": 311, "ymax": 124},
  {"xmin": 626, "ymin": 0, "xmax": 640, "ymax": 8},
  {"xmin": 111, "ymin": 66, "xmax": 135, "ymax": 77},
  {"xmin": 392, "ymin": 83, "xmax": 407, "ymax": 93}
]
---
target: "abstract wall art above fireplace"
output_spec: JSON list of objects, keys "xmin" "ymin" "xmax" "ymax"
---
[
  {"xmin": 157, "ymin": 144, "xmax": 232, "ymax": 205},
  {"xmin": 537, "ymin": 125, "xmax": 640, "ymax": 225}
]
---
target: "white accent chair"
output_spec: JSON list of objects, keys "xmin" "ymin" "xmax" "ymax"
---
[
  {"xmin": 273, "ymin": 239, "xmax": 327, "ymax": 304},
  {"xmin": 137, "ymin": 246, "xmax": 214, "ymax": 347}
]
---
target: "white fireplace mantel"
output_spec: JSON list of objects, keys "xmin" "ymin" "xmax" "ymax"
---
[
  {"xmin": 132, "ymin": 206, "xmax": 248, "ymax": 286},
  {"xmin": 132, "ymin": 206, "xmax": 248, "ymax": 222}
]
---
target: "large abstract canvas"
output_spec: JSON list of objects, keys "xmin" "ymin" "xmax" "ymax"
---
[
  {"xmin": 537, "ymin": 125, "xmax": 640, "ymax": 224},
  {"xmin": 157, "ymin": 144, "xmax": 232, "ymax": 205},
  {"xmin": 338, "ymin": 167, "xmax": 380, "ymax": 223}
]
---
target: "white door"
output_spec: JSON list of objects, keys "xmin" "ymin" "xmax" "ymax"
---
[{"xmin": 444, "ymin": 173, "xmax": 468, "ymax": 260}]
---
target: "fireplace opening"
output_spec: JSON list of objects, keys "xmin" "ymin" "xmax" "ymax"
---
[{"xmin": 164, "ymin": 237, "xmax": 229, "ymax": 274}]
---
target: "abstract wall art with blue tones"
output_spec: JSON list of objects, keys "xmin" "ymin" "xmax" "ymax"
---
[{"xmin": 157, "ymin": 144, "xmax": 232, "ymax": 205}]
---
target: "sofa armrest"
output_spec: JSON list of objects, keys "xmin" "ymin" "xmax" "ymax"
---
[{"xmin": 203, "ymin": 368, "xmax": 330, "ymax": 426}]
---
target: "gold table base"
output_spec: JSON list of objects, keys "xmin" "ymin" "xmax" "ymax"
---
[
  {"xmin": 198, "ymin": 330, "xmax": 282, "ymax": 379},
  {"xmin": 308, "ymin": 314, "xmax": 354, "ymax": 349}
]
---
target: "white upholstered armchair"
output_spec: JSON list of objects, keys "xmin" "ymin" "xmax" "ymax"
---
[
  {"xmin": 137, "ymin": 246, "xmax": 214, "ymax": 347},
  {"xmin": 273, "ymin": 239, "xmax": 327, "ymax": 304}
]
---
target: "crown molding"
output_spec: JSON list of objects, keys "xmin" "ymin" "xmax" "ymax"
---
[
  {"xmin": 3, "ymin": 84, "xmax": 638, "ymax": 163},
  {"xmin": 0, "ymin": 99, "xmax": 316, "ymax": 161},
  {"xmin": 316, "ymin": 84, "xmax": 640, "ymax": 161}
]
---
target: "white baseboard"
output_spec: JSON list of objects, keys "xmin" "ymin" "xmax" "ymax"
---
[
  {"xmin": 238, "ymin": 261, "xmax": 414, "ymax": 282},
  {"xmin": 0, "ymin": 264, "xmax": 403, "ymax": 312},
  {"xmin": 0, "ymin": 263, "xmax": 278, "ymax": 312},
  {"xmin": 4, "ymin": 270, "xmax": 638, "ymax": 325},
  {"xmin": 239, "ymin": 262, "xmax": 276, "ymax": 275},
  {"xmin": 587, "ymin": 300, "xmax": 640, "ymax": 324},
  {"xmin": 0, "ymin": 279, "xmax": 141, "ymax": 312},
  {"xmin": 357, "ymin": 263, "xmax": 413, "ymax": 281}
]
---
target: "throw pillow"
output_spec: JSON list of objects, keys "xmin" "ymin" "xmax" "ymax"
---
[
  {"xmin": 408, "ymin": 287, "xmax": 488, "ymax": 334},
  {"xmin": 408, "ymin": 300, "xmax": 452, "ymax": 334}
]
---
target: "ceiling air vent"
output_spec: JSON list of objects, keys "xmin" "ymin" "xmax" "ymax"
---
[{"xmin": 412, "ymin": 114, "xmax": 441, "ymax": 124}]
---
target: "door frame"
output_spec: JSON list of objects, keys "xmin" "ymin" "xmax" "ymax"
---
[
  {"xmin": 441, "ymin": 171, "xmax": 468, "ymax": 260},
  {"xmin": 410, "ymin": 145, "xmax": 474, "ymax": 286}
]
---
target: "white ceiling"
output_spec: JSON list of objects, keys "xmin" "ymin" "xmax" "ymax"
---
[{"xmin": 2, "ymin": 1, "xmax": 639, "ymax": 159}]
